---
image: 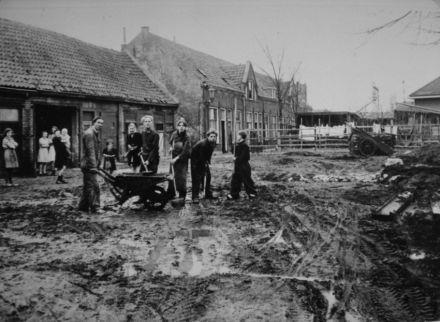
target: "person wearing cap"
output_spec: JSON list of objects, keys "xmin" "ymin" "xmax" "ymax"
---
[
  {"xmin": 78, "ymin": 117, "xmax": 104, "ymax": 213},
  {"xmin": 190, "ymin": 130, "xmax": 217, "ymax": 203},
  {"xmin": 2, "ymin": 128, "xmax": 19, "ymax": 186},
  {"xmin": 140, "ymin": 115, "xmax": 159, "ymax": 174},
  {"xmin": 227, "ymin": 130, "xmax": 257, "ymax": 200},
  {"xmin": 168, "ymin": 119, "xmax": 191, "ymax": 199}
]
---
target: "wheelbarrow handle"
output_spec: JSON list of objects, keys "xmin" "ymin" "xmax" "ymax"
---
[{"xmin": 96, "ymin": 168, "xmax": 116, "ymax": 184}]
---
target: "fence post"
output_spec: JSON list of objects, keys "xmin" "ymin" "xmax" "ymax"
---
[{"xmin": 314, "ymin": 127, "xmax": 317, "ymax": 150}]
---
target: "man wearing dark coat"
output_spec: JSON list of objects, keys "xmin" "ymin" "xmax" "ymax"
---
[
  {"xmin": 227, "ymin": 131, "xmax": 257, "ymax": 200},
  {"xmin": 78, "ymin": 117, "xmax": 103, "ymax": 213},
  {"xmin": 140, "ymin": 115, "xmax": 160, "ymax": 174},
  {"xmin": 190, "ymin": 130, "xmax": 217, "ymax": 203}
]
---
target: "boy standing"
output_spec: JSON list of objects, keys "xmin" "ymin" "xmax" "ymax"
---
[
  {"xmin": 227, "ymin": 131, "xmax": 257, "ymax": 200},
  {"xmin": 190, "ymin": 130, "xmax": 217, "ymax": 204}
]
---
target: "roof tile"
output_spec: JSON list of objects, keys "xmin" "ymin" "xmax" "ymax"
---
[{"xmin": 0, "ymin": 18, "xmax": 176, "ymax": 104}]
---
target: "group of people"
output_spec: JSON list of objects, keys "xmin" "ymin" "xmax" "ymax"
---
[
  {"xmin": 37, "ymin": 126, "xmax": 71, "ymax": 184},
  {"xmin": 77, "ymin": 115, "xmax": 257, "ymax": 213}
]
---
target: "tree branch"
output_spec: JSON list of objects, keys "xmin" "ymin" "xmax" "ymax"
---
[{"xmin": 364, "ymin": 10, "xmax": 414, "ymax": 35}]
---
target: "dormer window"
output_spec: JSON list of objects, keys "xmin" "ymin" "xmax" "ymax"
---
[{"xmin": 247, "ymin": 81, "xmax": 255, "ymax": 100}]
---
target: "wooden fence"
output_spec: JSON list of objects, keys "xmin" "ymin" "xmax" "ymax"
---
[{"xmin": 243, "ymin": 124, "xmax": 440, "ymax": 152}]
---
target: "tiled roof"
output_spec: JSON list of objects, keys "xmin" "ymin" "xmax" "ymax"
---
[
  {"xmin": 255, "ymin": 72, "xmax": 277, "ymax": 98},
  {"xmin": 0, "ymin": 18, "xmax": 176, "ymax": 105},
  {"xmin": 220, "ymin": 64, "xmax": 246, "ymax": 88},
  {"xmin": 130, "ymin": 32, "xmax": 241, "ymax": 92},
  {"xmin": 410, "ymin": 76, "xmax": 440, "ymax": 97}
]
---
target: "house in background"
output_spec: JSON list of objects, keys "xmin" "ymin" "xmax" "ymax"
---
[
  {"xmin": 410, "ymin": 76, "xmax": 440, "ymax": 110},
  {"xmin": 122, "ymin": 26, "xmax": 307, "ymax": 152},
  {"xmin": 0, "ymin": 18, "xmax": 178, "ymax": 174},
  {"xmin": 394, "ymin": 76, "xmax": 440, "ymax": 126}
]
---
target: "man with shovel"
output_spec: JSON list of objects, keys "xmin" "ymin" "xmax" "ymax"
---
[
  {"xmin": 78, "ymin": 116, "xmax": 104, "ymax": 213},
  {"xmin": 168, "ymin": 119, "xmax": 191, "ymax": 201},
  {"xmin": 140, "ymin": 115, "xmax": 160, "ymax": 174},
  {"xmin": 190, "ymin": 130, "xmax": 217, "ymax": 204}
]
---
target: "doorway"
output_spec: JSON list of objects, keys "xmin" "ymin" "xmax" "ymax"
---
[{"xmin": 34, "ymin": 105, "xmax": 77, "ymax": 164}]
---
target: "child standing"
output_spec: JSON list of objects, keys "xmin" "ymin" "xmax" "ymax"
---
[
  {"xmin": 227, "ymin": 131, "xmax": 257, "ymax": 200},
  {"xmin": 102, "ymin": 141, "xmax": 117, "ymax": 173},
  {"xmin": 37, "ymin": 131, "xmax": 50, "ymax": 175}
]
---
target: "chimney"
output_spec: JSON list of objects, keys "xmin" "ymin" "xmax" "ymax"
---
[{"xmin": 141, "ymin": 26, "xmax": 150, "ymax": 34}]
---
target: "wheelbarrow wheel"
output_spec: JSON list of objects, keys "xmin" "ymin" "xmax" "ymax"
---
[
  {"xmin": 359, "ymin": 138, "xmax": 377, "ymax": 157},
  {"xmin": 144, "ymin": 186, "xmax": 167, "ymax": 211}
]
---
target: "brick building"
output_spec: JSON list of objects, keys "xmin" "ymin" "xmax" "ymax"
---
[
  {"xmin": 0, "ymin": 18, "xmax": 178, "ymax": 174},
  {"xmin": 123, "ymin": 27, "xmax": 307, "ymax": 152}
]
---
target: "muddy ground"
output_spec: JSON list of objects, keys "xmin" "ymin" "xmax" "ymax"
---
[{"xmin": 1, "ymin": 149, "xmax": 439, "ymax": 321}]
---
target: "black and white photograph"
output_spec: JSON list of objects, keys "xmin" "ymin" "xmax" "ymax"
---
[{"xmin": 1, "ymin": 0, "xmax": 440, "ymax": 320}]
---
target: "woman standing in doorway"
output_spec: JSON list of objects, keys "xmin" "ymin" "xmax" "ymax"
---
[
  {"xmin": 53, "ymin": 129, "xmax": 70, "ymax": 184},
  {"xmin": 48, "ymin": 126, "xmax": 58, "ymax": 175},
  {"xmin": 37, "ymin": 131, "xmax": 50, "ymax": 175},
  {"xmin": 2, "ymin": 128, "xmax": 19, "ymax": 186}
]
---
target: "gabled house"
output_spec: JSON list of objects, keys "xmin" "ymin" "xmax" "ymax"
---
[
  {"xmin": 0, "ymin": 18, "xmax": 178, "ymax": 174},
  {"xmin": 410, "ymin": 76, "xmax": 440, "ymax": 109},
  {"xmin": 123, "ymin": 26, "xmax": 307, "ymax": 152}
]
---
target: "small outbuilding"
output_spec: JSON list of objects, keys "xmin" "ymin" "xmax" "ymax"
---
[{"xmin": 0, "ymin": 18, "xmax": 178, "ymax": 174}]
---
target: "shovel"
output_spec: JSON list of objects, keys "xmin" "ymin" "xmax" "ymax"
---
[{"xmin": 169, "ymin": 160, "xmax": 186, "ymax": 208}]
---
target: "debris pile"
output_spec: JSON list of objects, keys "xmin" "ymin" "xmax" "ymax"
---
[{"xmin": 380, "ymin": 144, "xmax": 440, "ymax": 215}]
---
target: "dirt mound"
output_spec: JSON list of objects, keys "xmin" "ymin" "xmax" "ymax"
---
[
  {"xmin": 342, "ymin": 186, "xmax": 390, "ymax": 206},
  {"xmin": 0, "ymin": 204, "xmax": 112, "ymax": 237},
  {"xmin": 283, "ymin": 151, "xmax": 322, "ymax": 157},
  {"xmin": 259, "ymin": 172, "xmax": 302, "ymax": 182},
  {"xmin": 399, "ymin": 143, "xmax": 440, "ymax": 165}
]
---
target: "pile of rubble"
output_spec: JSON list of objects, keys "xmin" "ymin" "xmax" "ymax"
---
[{"xmin": 378, "ymin": 143, "xmax": 440, "ymax": 216}]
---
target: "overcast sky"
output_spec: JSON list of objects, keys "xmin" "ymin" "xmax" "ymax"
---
[{"xmin": 1, "ymin": 0, "xmax": 439, "ymax": 112}]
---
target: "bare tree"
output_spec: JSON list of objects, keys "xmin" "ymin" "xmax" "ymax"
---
[{"xmin": 259, "ymin": 45, "xmax": 302, "ymax": 121}]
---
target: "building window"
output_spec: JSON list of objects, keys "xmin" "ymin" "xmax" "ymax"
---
[
  {"xmin": 247, "ymin": 81, "xmax": 255, "ymax": 100},
  {"xmin": 264, "ymin": 114, "xmax": 269, "ymax": 138},
  {"xmin": 271, "ymin": 116, "xmax": 277, "ymax": 138},
  {"xmin": 246, "ymin": 112, "xmax": 252, "ymax": 129},
  {"xmin": 154, "ymin": 111, "xmax": 165, "ymax": 132},
  {"xmin": 254, "ymin": 112, "xmax": 258, "ymax": 129},
  {"xmin": 0, "ymin": 109, "xmax": 19, "ymax": 122},
  {"xmin": 227, "ymin": 109, "xmax": 232, "ymax": 122},
  {"xmin": 236, "ymin": 110, "xmax": 243, "ymax": 130},
  {"xmin": 271, "ymin": 88, "xmax": 277, "ymax": 99},
  {"xmin": 165, "ymin": 110, "xmax": 174, "ymax": 133},
  {"xmin": 209, "ymin": 107, "xmax": 217, "ymax": 132}
]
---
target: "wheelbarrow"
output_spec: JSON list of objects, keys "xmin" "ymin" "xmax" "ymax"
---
[{"xmin": 97, "ymin": 169, "xmax": 172, "ymax": 211}]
